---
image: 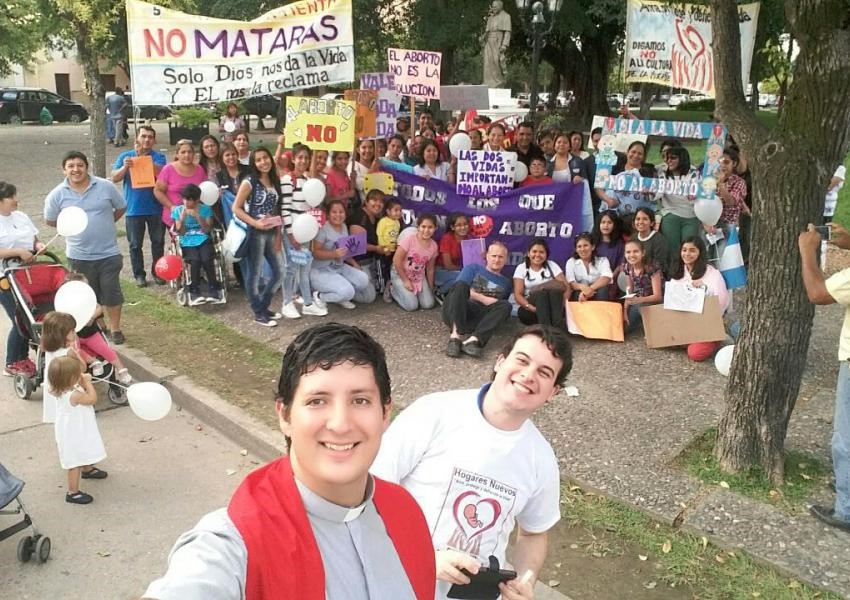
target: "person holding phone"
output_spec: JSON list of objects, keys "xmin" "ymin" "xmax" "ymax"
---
[
  {"xmin": 372, "ymin": 325, "xmax": 571, "ymax": 600},
  {"xmin": 143, "ymin": 324, "xmax": 436, "ymax": 600},
  {"xmin": 799, "ymin": 222, "xmax": 850, "ymax": 533}
]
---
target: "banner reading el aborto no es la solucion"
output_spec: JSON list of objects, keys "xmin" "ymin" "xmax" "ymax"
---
[{"xmin": 125, "ymin": 0, "xmax": 354, "ymax": 106}]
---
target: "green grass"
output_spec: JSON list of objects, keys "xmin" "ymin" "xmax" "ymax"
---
[
  {"xmin": 674, "ymin": 429, "xmax": 831, "ymax": 514},
  {"xmin": 563, "ymin": 482, "xmax": 841, "ymax": 599},
  {"xmin": 121, "ymin": 282, "xmax": 283, "ymax": 375}
]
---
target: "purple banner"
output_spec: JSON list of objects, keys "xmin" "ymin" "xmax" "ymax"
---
[{"xmin": 383, "ymin": 165, "xmax": 585, "ymax": 275}]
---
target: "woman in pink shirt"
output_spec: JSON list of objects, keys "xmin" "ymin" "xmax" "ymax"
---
[{"xmin": 154, "ymin": 140, "xmax": 206, "ymax": 227}]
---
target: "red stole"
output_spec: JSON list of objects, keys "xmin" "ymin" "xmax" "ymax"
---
[{"xmin": 228, "ymin": 457, "xmax": 435, "ymax": 600}]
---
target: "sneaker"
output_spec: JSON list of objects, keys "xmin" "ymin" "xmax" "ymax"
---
[
  {"xmin": 293, "ymin": 295, "xmax": 304, "ymax": 305},
  {"xmin": 152, "ymin": 276, "xmax": 167, "ymax": 285},
  {"xmin": 117, "ymin": 368, "xmax": 132, "ymax": 385},
  {"xmin": 206, "ymin": 290, "xmax": 226, "ymax": 305},
  {"xmin": 281, "ymin": 302, "xmax": 301, "ymax": 319},
  {"xmin": 3, "ymin": 362, "xmax": 23, "ymax": 377},
  {"xmin": 189, "ymin": 292, "xmax": 206, "ymax": 306},
  {"xmin": 264, "ymin": 310, "xmax": 283, "ymax": 320},
  {"xmin": 302, "ymin": 302, "xmax": 328, "ymax": 317},
  {"xmin": 111, "ymin": 330, "xmax": 126, "ymax": 345},
  {"xmin": 338, "ymin": 300, "xmax": 356, "ymax": 310},
  {"xmin": 65, "ymin": 491, "xmax": 93, "ymax": 505},
  {"xmin": 253, "ymin": 316, "xmax": 278, "ymax": 327},
  {"xmin": 90, "ymin": 360, "xmax": 105, "ymax": 377},
  {"xmin": 134, "ymin": 277, "xmax": 148, "ymax": 288},
  {"xmin": 810, "ymin": 505, "xmax": 850, "ymax": 533},
  {"xmin": 312, "ymin": 291, "xmax": 327, "ymax": 310}
]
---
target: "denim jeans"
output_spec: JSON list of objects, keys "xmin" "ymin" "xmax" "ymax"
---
[
  {"xmin": 625, "ymin": 303, "xmax": 643, "ymax": 333},
  {"xmin": 434, "ymin": 268, "xmax": 461, "ymax": 295},
  {"xmin": 0, "ymin": 290, "xmax": 28, "ymax": 366},
  {"xmin": 834, "ymin": 362, "xmax": 850, "ymax": 522},
  {"xmin": 390, "ymin": 269, "xmax": 434, "ymax": 311},
  {"xmin": 243, "ymin": 229, "xmax": 284, "ymax": 318},
  {"xmin": 125, "ymin": 214, "xmax": 165, "ymax": 280},
  {"xmin": 309, "ymin": 264, "xmax": 372, "ymax": 304},
  {"xmin": 282, "ymin": 238, "xmax": 313, "ymax": 305}
]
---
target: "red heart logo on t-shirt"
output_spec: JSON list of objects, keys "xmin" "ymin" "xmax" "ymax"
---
[
  {"xmin": 470, "ymin": 215, "xmax": 493, "ymax": 238},
  {"xmin": 453, "ymin": 490, "xmax": 502, "ymax": 540}
]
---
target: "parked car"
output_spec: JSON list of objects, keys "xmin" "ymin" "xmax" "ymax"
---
[
  {"xmin": 668, "ymin": 93, "xmax": 689, "ymax": 107},
  {"xmin": 758, "ymin": 93, "xmax": 777, "ymax": 108},
  {"xmin": 106, "ymin": 91, "xmax": 171, "ymax": 120},
  {"xmin": 0, "ymin": 87, "xmax": 88, "ymax": 124},
  {"xmin": 243, "ymin": 95, "xmax": 283, "ymax": 119}
]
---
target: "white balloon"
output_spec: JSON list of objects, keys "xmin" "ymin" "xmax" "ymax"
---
[
  {"xmin": 199, "ymin": 181, "xmax": 219, "ymax": 206},
  {"xmin": 448, "ymin": 132, "xmax": 471, "ymax": 157},
  {"xmin": 617, "ymin": 271, "xmax": 629, "ymax": 293},
  {"xmin": 56, "ymin": 206, "xmax": 88, "ymax": 237},
  {"xmin": 694, "ymin": 199, "xmax": 723, "ymax": 227},
  {"xmin": 223, "ymin": 120, "xmax": 236, "ymax": 133},
  {"xmin": 302, "ymin": 178, "xmax": 326, "ymax": 208},
  {"xmin": 54, "ymin": 281, "xmax": 97, "ymax": 332},
  {"xmin": 292, "ymin": 213, "xmax": 320, "ymax": 244},
  {"xmin": 714, "ymin": 344, "xmax": 734, "ymax": 376},
  {"xmin": 514, "ymin": 161, "xmax": 528, "ymax": 183},
  {"xmin": 127, "ymin": 382, "xmax": 172, "ymax": 421},
  {"xmin": 397, "ymin": 226, "xmax": 416, "ymax": 245}
]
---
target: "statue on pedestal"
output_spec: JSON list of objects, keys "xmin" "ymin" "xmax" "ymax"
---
[{"xmin": 481, "ymin": 0, "xmax": 512, "ymax": 88}]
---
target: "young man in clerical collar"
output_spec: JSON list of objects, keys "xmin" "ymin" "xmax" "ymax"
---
[
  {"xmin": 143, "ymin": 323, "xmax": 435, "ymax": 600},
  {"xmin": 373, "ymin": 325, "xmax": 571, "ymax": 600}
]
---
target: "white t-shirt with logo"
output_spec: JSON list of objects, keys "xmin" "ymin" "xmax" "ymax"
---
[
  {"xmin": 512, "ymin": 260, "xmax": 563, "ymax": 294},
  {"xmin": 371, "ymin": 387, "xmax": 560, "ymax": 599}
]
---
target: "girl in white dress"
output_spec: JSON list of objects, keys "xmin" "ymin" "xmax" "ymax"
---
[{"xmin": 49, "ymin": 355, "xmax": 106, "ymax": 505}]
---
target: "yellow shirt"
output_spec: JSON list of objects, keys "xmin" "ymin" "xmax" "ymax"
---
[
  {"xmin": 377, "ymin": 217, "xmax": 400, "ymax": 251},
  {"xmin": 826, "ymin": 267, "xmax": 850, "ymax": 361}
]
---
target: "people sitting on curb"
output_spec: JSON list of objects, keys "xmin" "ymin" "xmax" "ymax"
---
[{"xmin": 442, "ymin": 241, "xmax": 512, "ymax": 358}]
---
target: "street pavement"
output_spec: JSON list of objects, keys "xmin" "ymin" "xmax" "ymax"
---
[{"xmin": 0, "ymin": 322, "xmax": 263, "ymax": 599}]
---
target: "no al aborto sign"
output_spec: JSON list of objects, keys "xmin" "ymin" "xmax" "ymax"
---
[{"xmin": 126, "ymin": 0, "xmax": 354, "ymax": 106}]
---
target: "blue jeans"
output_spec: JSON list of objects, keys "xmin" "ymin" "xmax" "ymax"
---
[
  {"xmin": 243, "ymin": 230, "xmax": 284, "ymax": 318},
  {"xmin": 282, "ymin": 238, "xmax": 313, "ymax": 305},
  {"xmin": 435, "ymin": 268, "xmax": 461, "ymax": 295},
  {"xmin": 834, "ymin": 362, "xmax": 850, "ymax": 521},
  {"xmin": 0, "ymin": 290, "xmax": 28, "ymax": 366},
  {"xmin": 625, "ymin": 303, "xmax": 643, "ymax": 333},
  {"xmin": 125, "ymin": 214, "xmax": 165, "ymax": 280}
]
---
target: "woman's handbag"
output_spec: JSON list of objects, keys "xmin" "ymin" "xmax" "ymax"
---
[{"xmin": 223, "ymin": 217, "xmax": 249, "ymax": 261}]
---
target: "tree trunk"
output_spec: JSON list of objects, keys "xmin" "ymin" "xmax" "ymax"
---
[
  {"xmin": 77, "ymin": 36, "xmax": 107, "ymax": 178},
  {"xmin": 563, "ymin": 37, "xmax": 612, "ymax": 122},
  {"xmin": 638, "ymin": 83, "xmax": 655, "ymax": 119},
  {"xmin": 711, "ymin": 0, "xmax": 850, "ymax": 485},
  {"xmin": 748, "ymin": 79, "xmax": 759, "ymax": 111}
]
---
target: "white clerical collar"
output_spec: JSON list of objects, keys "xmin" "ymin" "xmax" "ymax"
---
[{"xmin": 295, "ymin": 476, "xmax": 374, "ymax": 523}]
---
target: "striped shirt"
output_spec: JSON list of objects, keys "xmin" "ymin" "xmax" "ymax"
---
[{"xmin": 281, "ymin": 173, "xmax": 309, "ymax": 235}]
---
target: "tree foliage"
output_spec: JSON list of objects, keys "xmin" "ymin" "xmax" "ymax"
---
[{"xmin": 0, "ymin": 0, "xmax": 49, "ymax": 77}]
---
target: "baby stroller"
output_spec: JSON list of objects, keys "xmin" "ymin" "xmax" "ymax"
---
[
  {"xmin": 165, "ymin": 224, "xmax": 229, "ymax": 307},
  {"xmin": 0, "ymin": 253, "xmax": 127, "ymax": 405},
  {"xmin": 0, "ymin": 461, "xmax": 51, "ymax": 563}
]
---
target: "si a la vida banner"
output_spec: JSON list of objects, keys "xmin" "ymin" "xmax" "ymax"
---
[
  {"xmin": 624, "ymin": 0, "xmax": 759, "ymax": 96},
  {"xmin": 125, "ymin": 0, "xmax": 354, "ymax": 106}
]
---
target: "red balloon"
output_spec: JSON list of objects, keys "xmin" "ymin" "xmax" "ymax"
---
[{"xmin": 154, "ymin": 255, "xmax": 183, "ymax": 281}]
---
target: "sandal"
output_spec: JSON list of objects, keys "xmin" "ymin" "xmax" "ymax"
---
[{"xmin": 81, "ymin": 467, "xmax": 108, "ymax": 479}]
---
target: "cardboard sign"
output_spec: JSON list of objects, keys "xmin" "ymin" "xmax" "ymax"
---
[
  {"xmin": 284, "ymin": 96, "xmax": 356, "ymax": 152},
  {"xmin": 361, "ymin": 72, "xmax": 401, "ymax": 139},
  {"xmin": 364, "ymin": 172, "xmax": 394, "ymax": 195},
  {"xmin": 387, "ymin": 48, "xmax": 442, "ymax": 99},
  {"xmin": 566, "ymin": 301, "xmax": 624, "ymax": 342},
  {"xmin": 455, "ymin": 150, "xmax": 517, "ymax": 196},
  {"xmin": 343, "ymin": 89, "xmax": 377, "ymax": 138},
  {"xmin": 440, "ymin": 85, "xmax": 490, "ymax": 111},
  {"xmin": 126, "ymin": 0, "xmax": 354, "ymax": 106},
  {"xmin": 460, "ymin": 237, "xmax": 485, "ymax": 267},
  {"xmin": 334, "ymin": 231, "xmax": 367, "ymax": 258},
  {"xmin": 641, "ymin": 295, "xmax": 726, "ymax": 348},
  {"xmin": 129, "ymin": 154, "xmax": 156, "ymax": 189}
]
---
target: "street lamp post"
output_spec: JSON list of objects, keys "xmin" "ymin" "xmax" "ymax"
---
[{"xmin": 515, "ymin": 0, "xmax": 563, "ymax": 120}]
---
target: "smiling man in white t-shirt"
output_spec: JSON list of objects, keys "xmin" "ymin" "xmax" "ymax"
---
[{"xmin": 372, "ymin": 325, "xmax": 571, "ymax": 600}]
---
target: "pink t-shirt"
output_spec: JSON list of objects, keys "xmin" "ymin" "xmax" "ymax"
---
[
  {"xmin": 324, "ymin": 168, "xmax": 350, "ymax": 203},
  {"xmin": 398, "ymin": 234, "xmax": 438, "ymax": 293},
  {"xmin": 158, "ymin": 163, "xmax": 207, "ymax": 226}
]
